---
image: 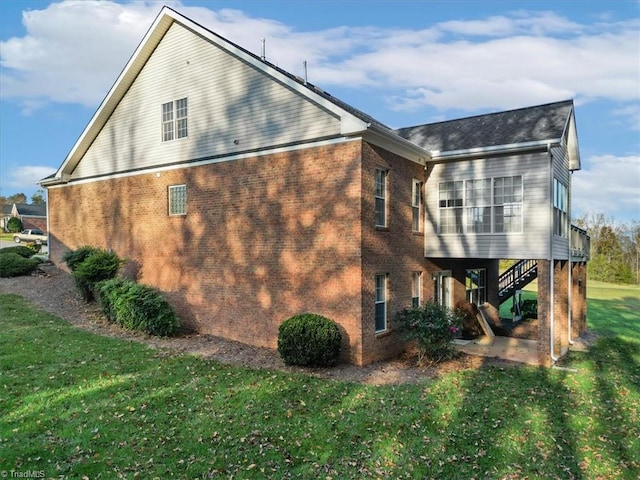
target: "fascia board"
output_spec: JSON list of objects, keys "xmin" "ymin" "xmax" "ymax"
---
[
  {"xmin": 363, "ymin": 126, "xmax": 430, "ymax": 165},
  {"xmin": 429, "ymin": 139, "xmax": 562, "ymax": 162}
]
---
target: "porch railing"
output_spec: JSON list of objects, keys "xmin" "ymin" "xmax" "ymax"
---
[{"xmin": 571, "ymin": 225, "xmax": 590, "ymax": 261}]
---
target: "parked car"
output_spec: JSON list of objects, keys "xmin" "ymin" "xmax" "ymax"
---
[{"xmin": 13, "ymin": 229, "xmax": 48, "ymax": 245}]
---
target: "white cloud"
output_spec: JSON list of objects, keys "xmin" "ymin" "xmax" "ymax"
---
[
  {"xmin": 1, "ymin": 1, "xmax": 638, "ymax": 114},
  {"xmin": 4, "ymin": 165, "xmax": 57, "ymax": 189},
  {"xmin": 572, "ymin": 155, "xmax": 640, "ymax": 221}
]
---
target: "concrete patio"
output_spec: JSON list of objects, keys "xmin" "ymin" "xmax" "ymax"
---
[{"xmin": 454, "ymin": 336, "xmax": 540, "ymax": 366}]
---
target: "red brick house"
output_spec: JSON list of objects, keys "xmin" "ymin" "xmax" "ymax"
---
[{"xmin": 41, "ymin": 7, "xmax": 588, "ymax": 366}]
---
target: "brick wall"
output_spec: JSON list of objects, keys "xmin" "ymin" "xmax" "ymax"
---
[
  {"xmin": 49, "ymin": 140, "xmax": 370, "ymax": 363},
  {"xmin": 571, "ymin": 261, "xmax": 588, "ymax": 337},
  {"xmin": 537, "ymin": 259, "xmax": 552, "ymax": 366},
  {"xmin": 20, "ymin": 216, "xmax": 46, "ymax": 232},
  {"xmin": 359, "ymin": 143, "xmax": 427, "ymax": 365}
]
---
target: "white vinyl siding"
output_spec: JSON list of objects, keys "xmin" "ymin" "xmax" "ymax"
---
[
  {"xmin": 72, "ymin": 23, "xmax": 341, "ymax": 179},
  {"xmin": 425, "ymin": 152, "xmax": 550, "ymax": 259},
  {"xmin": 551, "ymin": 145, "xmax": 571, "ymax": 258}
]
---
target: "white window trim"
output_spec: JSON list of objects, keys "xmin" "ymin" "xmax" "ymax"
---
[
  {"xmin": 161, "ymin": 97, "xmax": 189, "ymax": 142},
  {"xmin": 375, "ymin": 273, "xmax": 388, "ymax": 333},
  {"xmin": 465, "ymin": 268, "xmax": 486, "ymax": 305},
  {"xmin": 374, "ymin": 169, "xmax": 388, "ymax": 228},
  {"xmin": 168, "ymin": 184, "xmax": 187, "ymax": 216},
  {"xmin": 412, "ymin": 271, "xmax": 422, "ymax": 308},
  {"xmin": 412, "ymin": 179, "xmax": 422, "ymax": 232},
  {"xmin": 438, "ymin": 175, "xmax": 523, "ymax": 235}
]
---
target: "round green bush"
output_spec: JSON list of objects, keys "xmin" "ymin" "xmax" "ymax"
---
[
  {"xmin": 277, "ymin": 313, "xmax": 342, "ymax": 367},
  {"xmin": 0, "ymin": 252, "xmax": 41, "ymax": 277}
]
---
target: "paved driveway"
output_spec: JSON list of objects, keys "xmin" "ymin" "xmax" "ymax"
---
[{"xmin": 1, "ymin": 238, "xmax": 49, "ymax": 255}]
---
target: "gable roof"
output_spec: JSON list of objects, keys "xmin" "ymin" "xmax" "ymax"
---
[
  {"xmin": 395, "ymin": 100, "xmax": 581, "ymax": 169},
  {"xmin": 41, "ymin": 7, "xmax": 426, "ymax": 187},
  {"xmin": 13, "ymin": 203, "xmax": 47, "ymax": 217}
]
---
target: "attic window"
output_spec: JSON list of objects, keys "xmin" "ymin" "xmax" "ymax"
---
[{"xmin": 162, "ymin": 98, "xmax": 188, "ymax": 142}]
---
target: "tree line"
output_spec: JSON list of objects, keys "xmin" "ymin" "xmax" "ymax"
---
[
  {"xmin": 575, "ymin": 213, "xmax": 639, "ymax": 285},
  {"xmin": 1, "ymin": 191, "xmax": 46, "ymax": 206}
]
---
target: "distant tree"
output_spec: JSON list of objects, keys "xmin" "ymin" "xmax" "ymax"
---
[
  {"xmin": 31, "ymin": 190, "xmax": 46, "ymax": 205},
  {"xmin": 0, "ymin": 193, "xmax": 27, "ymax": 205}
]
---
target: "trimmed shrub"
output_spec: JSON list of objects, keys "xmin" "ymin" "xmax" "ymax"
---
[
  {"xmin": 277, "ymin": 313, "xmax": 342, "ymax": 367},
  {"xmin": 63, "ymin": 246, "xmax": 99, "ymax": 272},
  {"xmin": 0, "ymin": 252, "xmax": 41, "ymax": 277},
  {"xmin": 6, "ymin": 217, "xmax": 22, "ymax": 233},
  {"xmin": 0, "ymin": 245, "xmax": 39, "ymax": 258},
  {"xmin": 96, "ymin": 278, "xmax": 179, "ymax": 336},
  {"xmin": 395, "ymin": 301, "xmax": 464, "ymax": 365},
  {"xmin": 72, "ymin": 249, "xmax": 121, "ymax": 301},
  {"xmin": 95, "ymin": 277, "xmax": 130, "ymax": 323}
]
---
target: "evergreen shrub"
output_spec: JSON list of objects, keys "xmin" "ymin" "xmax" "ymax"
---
[
  {"xmin": 6, "ymin": 217, "xmax": 22, "ymax": 233},
  {"xmin": 0, "ymin": 252, "xmax": 41, "ymax": 277},
  {"xmin": 277, "ymin": 313, "xmax": 342, "ymax": 367},
  {"xmin": 96, "ymin": 278, "xmax": 180, "ymax": 336},
  {"xmin": 62, "ymin": 246, "xmax": 99, "ymax": 271},
  {"xmin": 72, "ymin": 249, "xmax": 121, "ymax": 301},
  {"xmin": 0, "ymin": 245, "xmax": 38, "ymax": 258}
]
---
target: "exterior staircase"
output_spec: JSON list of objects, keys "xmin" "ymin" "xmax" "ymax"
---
[{"xmin": 498, "ymin": 259, "xmax": 538, "ymax": 305}]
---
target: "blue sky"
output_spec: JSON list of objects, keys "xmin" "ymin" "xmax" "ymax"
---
[{"xmin": 1, "ymin": 0, "xmax": 639, "ymax": 222}]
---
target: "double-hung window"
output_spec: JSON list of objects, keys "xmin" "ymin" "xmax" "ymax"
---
[
  {"xmin": 412, "ymin": 179, "xmax": 422, "ymax": 232},
  {"xmin": 465, "ymin": 269, "xmax": 486, "ymax": 305},
  {"xmin": 493, "ymin": 175, "xmax": 523, "ymax": 233},
  {"xmin": 162, "ymin": 98, "xmax": 188, "ymax": 142},
  {"xmin": 374, "ymin": 169, "xmax": 387, "ymax": 227},
  {"xmin": 438, "ymin": 180, "xmax": 463, "ymax": 234},
  {"xmin": 168, "ymin": 184, "xmax": 187, "ymax": 216},
  {"xmin": 412, "ymin": 272, "xmax": 422, "ymax": 308},
  {"xmin": 553, "ymin": 178, "xmax": 568, "ymax": 237},
  {"xmin": 466, "ymin": 179, "xmax": 492, "ymax": 233},
  {"xmin": 374, "ymin": 274, "xmax": 388, "ymax": 332}
]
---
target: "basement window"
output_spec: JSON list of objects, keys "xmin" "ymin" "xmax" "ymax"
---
[{"xmin": 168, "ymin": 184, "xmax": 187, "ymax": 216}]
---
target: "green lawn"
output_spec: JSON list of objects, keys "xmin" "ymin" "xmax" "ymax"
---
[{"xmin": 1, "ymin": 283, "xmax": 639, "ymax": 479}]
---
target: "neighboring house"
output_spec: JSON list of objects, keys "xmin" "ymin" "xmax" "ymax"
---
[
  {"xmin": 1, "ymin": 204, "xmax": 13, "ymax": 231},
  {"xmin": 40, "ymin": 7, "xmax": 589, "ymax": 366},
  {"xmin": 1, "ymin": 203, "xmax": 47, "ymax": 232}
]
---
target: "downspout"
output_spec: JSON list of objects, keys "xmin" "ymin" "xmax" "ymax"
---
[
  {"xmin": 45, "ymin": 189, "xmax": 51, "ymax": 261},
  {"xmin": 568, "ymin": 171, "xmax": 574, "ymax": 345},
  {"xmin": 548, "ymin": 143, "xmax": 559, "ymax": 364}
]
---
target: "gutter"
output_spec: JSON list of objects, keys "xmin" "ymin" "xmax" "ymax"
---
[{"xmin": 430, "ymin": 138, "xmax": 562, "ymax": 162}]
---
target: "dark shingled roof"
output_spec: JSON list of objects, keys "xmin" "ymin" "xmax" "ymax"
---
[
  {"xmin": 394, "ymin": 100, "xmax": 574, "ymax": 153},
  {"xmin": 14, "ymin": 203, "xmax": 47, "ymax": 217}
]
